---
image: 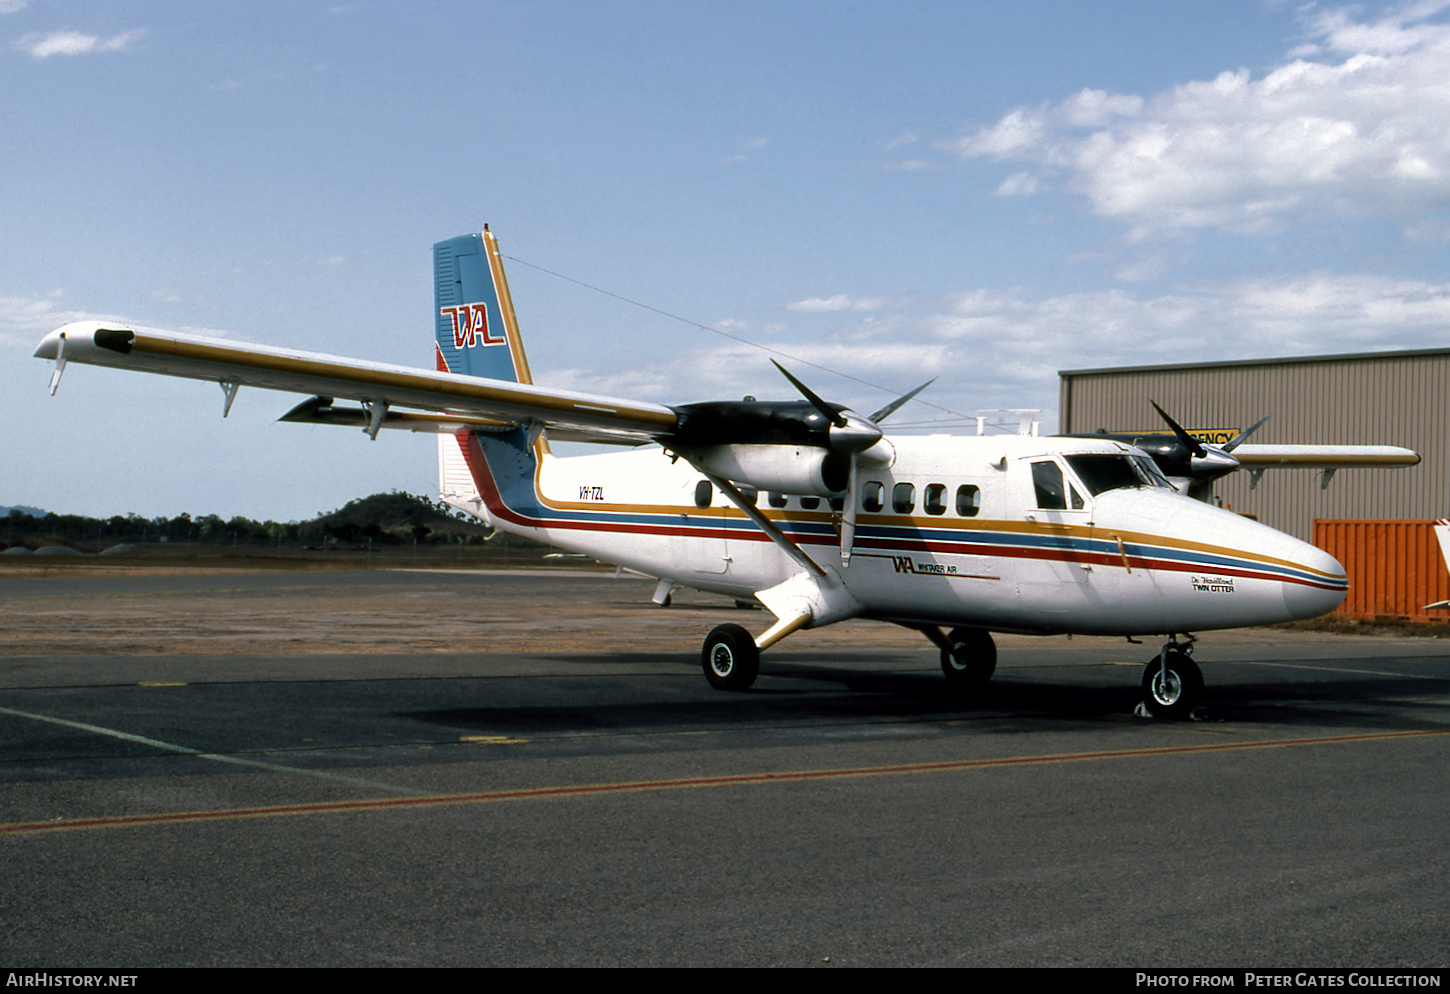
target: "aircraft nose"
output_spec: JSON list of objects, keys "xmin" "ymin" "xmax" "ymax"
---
[{"xmin": 1282, "ymin": 541, "xmax": 1348, "ymax": 620}]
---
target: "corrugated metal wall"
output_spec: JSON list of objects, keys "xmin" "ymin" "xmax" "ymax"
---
[
  {"xmin": 1059, "ymin": 350, "xmax": 1448, "ymax": 540},
  {"xmin": 1315, "ymin": 520, "xmax": 1450, "ymax": 623}
]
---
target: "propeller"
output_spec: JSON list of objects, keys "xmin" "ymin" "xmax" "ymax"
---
[
  {"xmin": 661, "ymin": 364, "xmax": 935, "ymax": 565},
  {"xmin": 771, "ymin": 360, "xmax": 935, "ymax": 448},
  {"xmin": 769, "ymin": 363, "xmax": 935, "ymax": 565},
  {"xmin": 1149, "ymin": 401, "xmax": 1207, "ymax": 459},
  {"xmin": 770, "ymin": 360, "xmax": 883, "ymax": 453},
  {"xmin": 1147, "ymin": 402, "xmax": 1268, "ymax": 496},
  {"xmin": 869, "ymin": 378, "xmax": 936, "ymax": 424},
  {"xmin": 1223, "ymin": 414, "xmax": 1271, "ymax": 452}
]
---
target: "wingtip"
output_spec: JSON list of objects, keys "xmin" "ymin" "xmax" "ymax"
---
[{"xmin": 33, "ymin": 328, "xmax": 63, "ymax": 360}]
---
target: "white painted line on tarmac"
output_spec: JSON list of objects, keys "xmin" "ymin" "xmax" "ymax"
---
[
  {"xmin": 0, "ymin": 704, "xmax": 423, "ymax": 795},
  {"xmin": 1232, "ymin": 660, "xmax": 1446, "ymax": 680}
]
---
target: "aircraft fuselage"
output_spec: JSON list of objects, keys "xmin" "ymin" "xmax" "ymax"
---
[{"xmin": 456, "ymin": 433, "xmax": 1347, "ymax": 638}]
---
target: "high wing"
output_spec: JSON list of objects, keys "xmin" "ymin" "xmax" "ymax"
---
[
  {"xmin": 1064, "ymin": 402, "xmax": 1419, "ymax": 499},
  {"xmin": 1228, "ymin": 444, "xmax": 1420, "ymax": 469},
  {"xmin": 34, "ymin": 321, "xmax": 677, "ymax": 443}
]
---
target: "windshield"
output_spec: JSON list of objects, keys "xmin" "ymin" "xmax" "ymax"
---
[
  {"xmin": 1132, "ymin": 454, "xmax": 1175, "ymax": 490},
  {"xmin": 1065, "ymin": 454, "xmax": 1172, "ymax": 495}
]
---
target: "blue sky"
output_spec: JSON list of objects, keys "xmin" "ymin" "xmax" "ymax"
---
[{"xmin": 4, "ymin": 0, "xmax": 1450, "ymax": 519}]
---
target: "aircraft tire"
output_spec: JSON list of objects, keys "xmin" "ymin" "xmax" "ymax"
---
[
  {"xmin": 941, "ymin": 627, "xmax": 996, "ymax": 691},
  {"xmin": 1141, "ymin": 650, "xmax": 1203, "ymax": 719},
  {"xmin": 702, "ymin": 623, "xmax": 760, "ymax": 691}
]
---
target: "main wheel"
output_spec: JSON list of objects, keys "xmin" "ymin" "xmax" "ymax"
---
[
  {"xmin": 1141, "ymin": 649, "xmax": 1204, "ymax": 719},
  {"xmin": 940, "ymin": 627, "xmax": 996, "ymax": 691},
  {"xmin": 701, "ymin": 623, "xmax": 760, "ymax": 691}
]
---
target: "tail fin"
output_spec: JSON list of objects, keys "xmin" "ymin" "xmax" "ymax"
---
[
  {"xmin": 433, "ymin": 227, "xmax": 537, "ymax": 384},
  {"xmin": 435, "ymin": 228, "xmax": 546, "ymax": 519}
]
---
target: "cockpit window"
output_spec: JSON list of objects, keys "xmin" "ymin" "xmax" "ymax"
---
[
  {"xmin": 1133, "ymin": 455, "xmax": 1175, "ymax": 490},
  {"xmin": 1066, "ymin": 454, "xmax": 1172, "ymax": 495},
  {"xmin": 1031, "ymin": 461, "xmax": 1066, "ymax": 509}
]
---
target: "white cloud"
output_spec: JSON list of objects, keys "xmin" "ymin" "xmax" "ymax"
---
[
  {"xmin": 786, "ymin": 294, "xmax": 887, "ymax": 313},
  {"xmin": 947, "ymin": 4, "xmax": 1450, "ymax": 237},
  {"xmin": 0, "ymin": 1, "xmax": 28, "ymax": 15},
  {"xmin": 16, "ymin": 28, "xmax": 143, "ymax": 59},
  {"xmin": 926, "ymin": 271, "xmax": 1450, "ymax": 385},
  {"xmin": 994, "ymin": 171, "xmax": 1038, "ymax": 197},
  {"xmin": 0, "ymin": 294, "xmax": 246, "ymax": 352},
  {"xmin": 0, "ymin": 293, "xmax": 95, "ymax": 346},
  {"xmin": 722, "ymin": 137, "xmax": 769, "ymax": 164},
  {"xmin": 548, "ymin": 269, "xmax": 1450, "ymax": 432}
]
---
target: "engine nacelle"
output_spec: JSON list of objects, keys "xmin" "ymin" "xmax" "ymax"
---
[{"xmin": 683, "ymin": 444, "xmax": 849, "ymax": 497}]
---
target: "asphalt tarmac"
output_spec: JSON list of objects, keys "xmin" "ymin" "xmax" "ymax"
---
[{"xmin": 1, "ymin": 569, "xmax": 1447, "ymax": 967}]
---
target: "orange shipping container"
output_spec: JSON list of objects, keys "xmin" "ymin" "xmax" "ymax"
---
[{"xmin": 1314, "ymin": 520, "xmax": 1450, "ymax": 624}]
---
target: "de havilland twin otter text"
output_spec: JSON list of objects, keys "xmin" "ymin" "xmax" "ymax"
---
[{"xmin": 34, "ymin": 229, "xmax": 1420, "ymax": 718}]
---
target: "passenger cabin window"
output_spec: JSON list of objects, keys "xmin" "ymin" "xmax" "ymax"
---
[
  {"xmin": 861, "ymin": 481, "xmax": 884, "ymax": 513},
  {"xmin": 828, "ymin": 496, "xmax": 844, "ymax": 512},
  {"xmin": 799, "ymin": 496, "xmax": 820, "ymax": 510},
  {"xmin": 892, "ymin": 482, "xmax": 916, "ymax": 514},
  {"xmin": 1031, "ymin": 461, "xmax": 1066, "ymax": 510},
  {"xmin": 924, "ymin": 484, "xmax": 947, "ymax": 515},
  {"xmin": 768, "ymin": 492, "xmax": 788, "ymax": 509},
  {"xmin": 739, "ymin": 486, "xmax": 759, "ymax": 506},
  {"xmin": 956, "ymin": 485, "xmax": 980, "ymax": 517}
]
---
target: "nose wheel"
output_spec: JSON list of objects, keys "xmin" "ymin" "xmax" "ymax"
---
[{"xmin": 1140, "ymin": 639, "xmax": 1203, "ymax": 719}]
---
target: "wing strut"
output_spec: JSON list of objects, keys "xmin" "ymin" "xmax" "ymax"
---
[
  {"xmin": 692, "ymin": 467, "xmax": 864, "ymax": 651},
  {"xmin": 696, "ymin": 470, "xmax": 825, "ymax": 579}
]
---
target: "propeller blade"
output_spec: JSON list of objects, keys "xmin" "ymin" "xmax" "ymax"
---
[
  {"xmin": 1223, "ymin": 414, "xmax": 1271, "ymax": 452},
  {"xmin": 772, "ymin": 360, "xmax": 846, "ymax": 428},
  {"xmin": 1150, "ymin": 401, "xmax": 1207, "ymax": 459},
  {"xmin": 868, "ymin": 378, "xmax": 935, "ymax": 424}
]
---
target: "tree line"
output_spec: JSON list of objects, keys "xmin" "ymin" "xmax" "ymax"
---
[{"xmin": 2, "ymin": 491, "xmax": 493, "ymax": 551}]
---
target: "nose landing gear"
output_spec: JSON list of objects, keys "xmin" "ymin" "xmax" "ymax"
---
[{"xmin": 1139, "ymin": 636, "xmax": 1203, "ymax": 720}]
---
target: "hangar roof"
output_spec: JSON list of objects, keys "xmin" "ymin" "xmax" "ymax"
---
[{"xmin": 1060, "ymin": 345, "xmax": 1450, "ymax": 378}]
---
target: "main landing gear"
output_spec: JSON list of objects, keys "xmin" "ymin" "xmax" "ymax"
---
[
  {"xmin": 912, "ymin": 625, "xmax": 996, "ymax": 692},
  {"xmin": 701, "ymin": 623, "xmax": 761, "ymax": 691},
  {"xmin": 701, "ymin": 621, "xmax": 1002, "ymax": 694},
  {"xmin": 1139, "ymin": 636, "xmax": 1203, "ymax": 720},
  {"xmin": 938, "ymin": 627, "xmax": 997, "ymax": 692}
]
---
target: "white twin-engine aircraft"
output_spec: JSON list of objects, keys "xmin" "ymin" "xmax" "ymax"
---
[{"xmin": 35, "ymin": 229, "xmax": 1406, "ymax": 718}]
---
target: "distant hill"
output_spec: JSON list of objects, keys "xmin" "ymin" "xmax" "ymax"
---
[
  {"xmin": 1, "ymin": 505, "xmax": 47, "ymax": 518},
  {"xmin": 312, "ymin": 491, "xmax": 492, "ymax": 542}
]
